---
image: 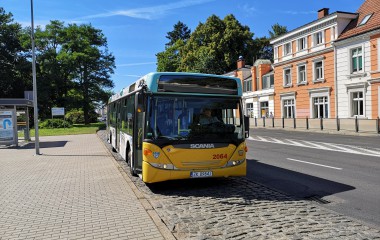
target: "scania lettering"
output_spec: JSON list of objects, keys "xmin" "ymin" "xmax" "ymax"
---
[{"xmin": 190, "ymin": 144, "xmax": 215, "ymax": 149}]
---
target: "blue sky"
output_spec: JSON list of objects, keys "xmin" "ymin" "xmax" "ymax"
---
[{"xmin": 1, "ymin": 0, "xmax": 363, "ymax": 92}]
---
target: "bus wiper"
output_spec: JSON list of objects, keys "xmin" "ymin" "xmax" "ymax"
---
[
  {"xmin": 154, "ymin": 135, "xmax": 173, "ymax": 140},
  {"xmin": 173, "ymin": 135, "xmax": 186, "ymax": 140}
]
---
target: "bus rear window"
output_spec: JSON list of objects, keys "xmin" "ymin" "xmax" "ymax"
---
[{"xmin": 158, "ymin": 75, "xmax": 238, "ymax": 95}]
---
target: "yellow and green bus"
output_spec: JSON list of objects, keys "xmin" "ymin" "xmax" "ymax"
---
[{"xmin": 107, "ymin": 72, "xmax": 249, "ymax": 183}]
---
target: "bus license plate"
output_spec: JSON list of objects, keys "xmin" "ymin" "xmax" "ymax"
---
[{"xmin": 190, "ymin": 171, "xmax": 213, "ymax": 178}]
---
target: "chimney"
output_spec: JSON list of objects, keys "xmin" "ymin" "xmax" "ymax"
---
[
  {"xmin": 318, "ymin": 8, "xmax": 329, "ymax": 19},
  {"xmin": 237, "ymin": 56, "xmax": 245, "ymax": 69}
]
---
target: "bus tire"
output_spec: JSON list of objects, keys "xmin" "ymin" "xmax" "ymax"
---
[{"xmin": 127, "ymin": 147, "xmax": 137, "ymax": 176}]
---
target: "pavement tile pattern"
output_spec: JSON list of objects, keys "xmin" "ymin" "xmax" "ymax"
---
[
  {"xmin": 98, "ymin": 130, "xmax": 380, "ymax": 240},
  {"xmin": 0, "ymin": 134, "xmax": 163, "ymax": 240}
]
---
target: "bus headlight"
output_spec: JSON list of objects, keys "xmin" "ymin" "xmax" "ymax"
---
[
  {"xmin": 225, "ymin": 159, "xmax": 245, "ymax": 167},
  {"xmin": 149, "ymin": 162, "xmax": 175, "ymax": 170}
]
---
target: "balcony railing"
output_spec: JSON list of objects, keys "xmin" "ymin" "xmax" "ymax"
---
[{"xmin": 251, "ymin": 116, "xmax": 380, "ymax": 135}]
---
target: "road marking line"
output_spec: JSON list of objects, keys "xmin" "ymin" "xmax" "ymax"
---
[
  {"xmin": 286, "ymin": 158, "xmax": 342, "ymax": 170},
  {"xmin": 257, "ymin": 136, "xmax": 269, "ymax": 142},
  {"xmin": 347, "ymin": 145, "xmax": 380, "ymax": 156},
  {"xmin": 300, "ymin": 140, "xmax": 331, "ymax": 150},
  {"xmin": 249, "ymin": 136, "xmax": 380, "ymax": 158},
  {"xmin": 321, "ymin": 143, "xmax": 362, "ymax": 154},
  {"xmin": 269, "ymin": 137, "xmax": 285, "ymax": 144},
  {"xmin": 286, "ymin": 139, "xmax": 306, "ymax": 147}
]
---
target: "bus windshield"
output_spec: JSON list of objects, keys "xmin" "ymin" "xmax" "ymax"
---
[{"xmin": 146, "ymin": 95, "xmax": 243, "ymax": 143}]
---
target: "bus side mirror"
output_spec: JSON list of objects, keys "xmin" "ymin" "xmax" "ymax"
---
[
  {"xmin": 244, "ymin": 115, "xmax": 250, "ymax": 138},
  {"xmin": 136, "ymin": 92, "xmax": 145, "ymax": 112}
]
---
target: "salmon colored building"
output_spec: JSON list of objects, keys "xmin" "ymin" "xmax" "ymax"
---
[
  {"xmin": 270, "ymin": 9, "xmax": 357, "ymax": 119},
  {"xmin": 334, "ymin": 0, "xmax": 380, "ymax": 119},
  {"xmin": 226, "ymin": 57, "xmax": 274, "ymax": 118}
]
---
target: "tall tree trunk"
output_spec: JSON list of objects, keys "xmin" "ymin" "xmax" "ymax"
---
[{"xmin": 83, "ymin": 67, "xmax": 90, "ymax": 124}]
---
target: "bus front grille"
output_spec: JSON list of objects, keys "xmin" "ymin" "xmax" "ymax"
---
[{"xmin": 181, "ymin": 160, "xmax": 222, "ymax": 166}]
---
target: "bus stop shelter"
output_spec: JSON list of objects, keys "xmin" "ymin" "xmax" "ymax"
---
[{"xmin": 0, "ymin": 98, "xmax": 33, "ymax": 146}]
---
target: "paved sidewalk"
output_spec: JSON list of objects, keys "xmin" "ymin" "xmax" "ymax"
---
[{"xmin": 0, "ymin": 134, "xmax": 166, "ymax": 240}]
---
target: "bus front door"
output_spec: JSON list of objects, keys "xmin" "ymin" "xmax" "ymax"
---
[
  {"xmin": 115, "ymin": 101, "xmax": 121, "ymax": 152},
  {"xmin": 132, "ymin": 92, "xmax": 144, "ymax": 175}
]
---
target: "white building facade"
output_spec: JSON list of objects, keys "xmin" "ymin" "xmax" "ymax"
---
[{"xmin": 334, "ymin": 0, "xmax": 380, "ymax": 119}]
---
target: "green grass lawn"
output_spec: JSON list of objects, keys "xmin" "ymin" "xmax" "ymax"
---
[{"xmin": 19, "ymin": 123, "xmax": 106, "ymax": 137}]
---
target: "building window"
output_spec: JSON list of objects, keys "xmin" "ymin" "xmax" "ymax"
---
[
  {"xmin": 314, "ymin": 31, "xmax": 323, "ymax": 46},
  {"xmin": 260, "ymin": 102, "xmax": 269, "ymax": 118},
  {"xmin": 283, "ymin": 69, "xmax": 292, "ymax": 86},
  {"xmin": 313, "ymin": 60, "xmax": 324, "ymax": 82},
  {"xmin": 244, "ymin": 78, "xmax": 252, "ymax": 92},
  {"xmin": 351, "ymin": 91, "xmax": 364, "ymax": 117},
  {"xmin": 298, "ymin": 37, "xmax": 307, "ymax": 51},
  {"xmin": 351, "ymin": 47, "xmax": 363, "ymax": 73},
  {"xmin": 359, "ymin": 13, "xmax": 372, "ymax": 26},
  {"xmin": 246, "ymin": 103, "xmax": 254, "ymax": 118},
  {"xmin": 284, "ymin": 42, "xmax": 291, "ymax": 56},
  {"xmin": 312, "ymin": 96, "xmax": 329, "ymax": 118},
  {"xmin": 262, "ymin": 74, "xmax": 274, "ymax": 89},
  {"xmin": 378, "ymin": 39, "xmax": 380, "ymax": 71},
  {"xmin": 274, "ymin": 47, "xmax": 278, "ymax": 59},
  {"xmin": 297, "ymin": 65, "xmax": 306, "ymax": 84},
  {"xmin": 270, "ymin": 74, "xmax": 274, "ymax": 88},
  {"xmin": 331, "ymin": 26, "xmax": 336, "ymax": 40},
  {"xmin": 283, "ymin": 99, "xmax": 295, "ymax": 118}
]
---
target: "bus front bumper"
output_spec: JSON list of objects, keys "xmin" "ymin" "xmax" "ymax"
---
[{"xmin": 142, "ymin": 160, "xmax": 246, "ymax": 183}]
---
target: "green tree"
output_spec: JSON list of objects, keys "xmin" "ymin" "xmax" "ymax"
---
[
  {"xmin": 156, "ymin": 21, "xmax": 190, "ymax": 72},
  {"xmin": 253, "ymin": 23, "xmax": 288, "ymax": 61},
  {"xmin": 60, "ymin": 23, "xmax": 115, "ymax": 124},
  {"xmin": 269, "ymin": 23, "xmax": 288, "ymax": 39},
  {"xmin": 28, "ymin": 21, "xmax": 70, "ymax": 118},
  {"xmin": 156, "ymin": 39, "xmax": 185, "ymax": 72},
  {"xmin": 0, "ymin": 8, "xmax": 30, "ymax": 98},
  {"xmin": 181, "ymin": 14, "xmax": 254, "ymax": 74},
  {"xmin": 19, "ymin": 21, "xmax": 115, "ymax": 122},
  {"xmin": 165, "ymin": 21, "xmax": 191, "ymax": 47}
]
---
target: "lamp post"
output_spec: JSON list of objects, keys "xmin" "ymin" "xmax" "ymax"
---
[{"xmin": 31, "ymin": 0, "xmax": 40, "ymax": 155}]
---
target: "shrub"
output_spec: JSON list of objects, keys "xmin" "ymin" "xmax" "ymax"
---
[
  {"xmin": 88, "ymin": 110, "xmax": 99, "ymax": 123},
  {"xmin": 65, "ymin": 110, "xmax": 85, "ymax": 124},
  {"xmin": 39, "ymin": 119, "xmax": 72, "ymax": 129},
  {"xmin": 65, "ymin": 109, "xmax": 98, "ymax": 124}
]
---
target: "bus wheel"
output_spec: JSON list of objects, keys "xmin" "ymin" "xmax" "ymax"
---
[{"xmin": 127, "ymin": 148, "xmax": 137, "ymax": 177}]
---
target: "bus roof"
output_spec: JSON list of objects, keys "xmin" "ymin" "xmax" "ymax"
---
[{"xmin": 109, "ymin": 72, "xmax": 242, "ymax": 103}]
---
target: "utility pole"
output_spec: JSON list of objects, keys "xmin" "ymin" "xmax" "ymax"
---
[{"xmin": 31, "ymin": 0, "xmax": 40, "ymax": 155}]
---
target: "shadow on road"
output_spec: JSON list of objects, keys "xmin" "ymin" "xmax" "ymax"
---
[
  {"xmin": 246, "ymin": 158, "xmax": 355, "ymax": 200},
  {"xmin": 16, "ymin": 141, "xmax": 68, "ymax": 149},
  {"xmin": 144, "ymin": 158, "xmax": 355, "ymax": 204}
]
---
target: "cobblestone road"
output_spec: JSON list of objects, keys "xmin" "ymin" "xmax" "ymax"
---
[{"xmin": 98, "ymin": 131, "xmax": 380, "ymax": 240}]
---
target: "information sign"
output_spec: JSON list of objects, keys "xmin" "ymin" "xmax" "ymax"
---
[
  {"xmin": 52, "ymin": 107, "xmax": 65, "ymax": 116},
  {"xmin": 0, "ymin": 110, "xmax": 15, "ymax": 143}
]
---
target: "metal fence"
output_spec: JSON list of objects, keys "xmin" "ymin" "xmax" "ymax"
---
[{"xmin": 251, "ymin": 117, "xmax": 380, "ymax": 135}]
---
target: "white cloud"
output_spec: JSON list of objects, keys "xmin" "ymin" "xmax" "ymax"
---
[
  {"xmin": 117, "ymin": 62, "xmax": 157, "ymax": 67},
  {"xmin": 240, "ymin": 4, "xmax": 256, "ymax": 13},
  {"xmin": 18, "ymin": 20, "xmax": 50, "ymax": 29},
  {"xmin": 282, "ymin": 10, "xmax": 315, "ymax": 15},
  {"xmin": 78, "ymin": 0, "xmax": 214, "ymax": 20},
  {"xmin": 121, "ymin": 74, "xmax": 144, "ymax": 78}
]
